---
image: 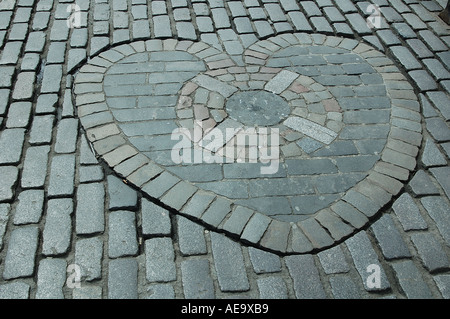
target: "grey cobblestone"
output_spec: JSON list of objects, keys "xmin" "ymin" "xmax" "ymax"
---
[
  {"xmin": 36, "ymin": 259, "xmax": 66, "ymax": 299},
  {"xmin": 145, "ymin": 237, "xmax": 176, "ymax": 283},
  {"xmin": 0, "ymin": 128, "xmax": 25, "ymax": 164},
  {"xmin": 13, "ymin": 190, "xmax": 45, "ymax": 225},
  {"xmin": 75, "ymin": 237, "xmax": 103, "ymax": 281},
  {"xmin": 181, "ymin": 258, "xmax": 215, "ymax": 298},
  {"xmin": 108, "ymin": 258, "xmax": 138, "ymax": 299},
  {"xmin": 0, "ymin": 168, "xmax": 17, "ymax": 202},
  {"xmin": 75, "ymin": 182, "xmax": 105, "ymax": 235},
  {"xmin": 108, "ymin": 210, "xmax": 139, "ymax": 258},
  {"xmin": 370, "ymin": 214, "xmax": 412, "ymax": 260},
  {"xmin": 3, "ymin": 226, "xmax": 39, "ymax": 280},
  {"xmin": 42, "ymin": 198, "xmax": 73, "ymax": 256},
  {"xmin": 285, "ymin": 254, "xmax": 326, "ymax": 298},
  {"xmin": 392, "ymin": 260, "xmax": 434, "ymax": 298}
]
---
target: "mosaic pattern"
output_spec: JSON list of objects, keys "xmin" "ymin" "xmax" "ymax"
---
[{"xmin": 74, "ymin": 34, "xmax": 422, "ymax": 254}]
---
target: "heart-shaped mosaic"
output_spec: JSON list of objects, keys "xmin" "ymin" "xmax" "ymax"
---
[{"xmin": 74, "ymin": 34, "xmax": 422, "ymax": 254}]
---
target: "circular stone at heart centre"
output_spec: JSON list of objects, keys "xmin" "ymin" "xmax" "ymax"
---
[{"xmin": 225, "ymin": 90, "xmax": 291, "ymax": 126}]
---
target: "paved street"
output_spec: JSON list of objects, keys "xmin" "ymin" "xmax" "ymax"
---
[{"xmin": 0, "ymin": 0, "xmax": 449, "ymax": 300}]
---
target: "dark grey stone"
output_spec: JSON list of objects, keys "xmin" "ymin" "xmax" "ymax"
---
[
  {"xmin": 370, "ymin": 214, "xmax": 411, "ymax": 260},
  {"xmin": 6, "ymin": 102, "xmax": 32, "ymax": 128},
  {"xmin": 35, "ymin": 94, "xmax": 58, "ymax": 115},
  {"xmin": 389, "ymin": 46, "xmax": 422, "ymax": 71},
  {"xmin": 426, "ymin": 91, "xmax": 450, "ymax": 121},
  {"xmin": 254, "ymin": 20, "xmax": 274, "ymax": 38},
  {"xmin": 107, "ymin": 175, "xmax": 138, "ymax": 210},
  {"xmin": 211, "ymin": 7, "xmax": 231, "ymax": 28},
  {"xmin": 291, "ymin": 195, "xmax": 340, "ymax": 215},
  {"xmin": 300, "ymin": 1, "xmax": 322, "ymax": 16},
  {"xmin": 141, "ymin": 198, "xmax": 172, "ymax": 237},
  {"xmin": 317, "ymin": 245, "xmax": 350, "ymax": 274},
  {"xmin": 181, "ymin": 191, "xmax": 215, "ymax": 219},
  {"xmin": 145, "ymin": 237, "xmax": 176, "ymax": 282},
  {"xmin": 421, "ymin": 139, "xmax": 447, "ymax": 167},
  {"xmin": 421, "ymin": 197, "xmax": 450, "ymax": 245},
  {"xmin": 408, "ymin": 70, "xmax": 438, "ymax": 91},
  {"xmin": 392, "ymin": 260, "xmax": 433, "ymax": 298},
  {"xmin": 40, "ymin": 64, "xmax": 63, "ymax": 94},
  {"xmin": 201, "ymin": 197, "xmax": 232, "ymax": 227},
  {"xmin": 167, "ymin": 164, "xmax": 223, "ymax": 182},
  {"xmin": 248, "ymin": 247, "xmax": 282, "ymax": 274},
  {"xmin": 330, "ymin": 275, "xmax": 361, "ymax": 299},
  {"xmin": 299, "ymin": 217, "xmax": 334, "ymax": 248},
  {"xmin": 330, "ymin": 200, "xmax": 369, "ymax": 229}
]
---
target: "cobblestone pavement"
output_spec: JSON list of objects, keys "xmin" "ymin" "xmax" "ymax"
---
[{"xmin": 0, "ymin": 0, "xmax": 449, "ymax": 300}]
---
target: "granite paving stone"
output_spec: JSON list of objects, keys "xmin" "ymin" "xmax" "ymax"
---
[
  {"xmin": 75, "ymin": 237, "xmax": 104, "ymax": 281},
  {"xmin": 13, "ymin": 190, "xmax": 45, "ymax": 225},
  {"xmin": 21, "ymin": 146, "xmax": 50, "ymax": 189},
  {"xmin": 421, "ymin": 197, "xmax": 450, "ymax": 245},
  {"xmin": 35, "ymin": 259, "xmax": 66, "ymax": 299},
  {"xmin": 210, "ymin": 232, "xmax": 249, "ymax": 292},
  {"xmin": 285, "ymin": 254, "xmax": 326, "ymax": 298},
  {"xmin": 108, "ymin": 211, "xmax": 139, "ymax": 258},
  {"xmin": 42, "ymin": 199, "xmax": 73, "ymax": 256},
  {"xmin": 345, "ymin": 231, "xmax": 390, "ymax": 291},
  {"xmin": 47, "ymin": 154, "xmax": 76, "ymax": 198},
  {"xmin": 370, "ymin": 214, "xmax": 412, "ymax": 260},
  {"xmin": 411, "ymin": 233, "xmax": 450, "ymax": 273},
  {"xmin": 392, "ymin": 193, "xmax": 428, "ymax": 231},
  {"xmin": 3, "ymin": 226, "xmax": 39, "ymax": 280},
  {"xmin": 141, "ymin": 198, "xmax": 172, "ymax": 237},
  {"xmin": 181, "ymin": 259, "xmax": 215, "ymax": 298},
  {"xmin": 145, "ymin": 237, "xmax": 177, "ymax": 283},
  {"xmin": 391, "ymin": 260, "xmax": 434, "ymax": 298},
  {"xmin": 257, "ymin": 276, "xmax": 288, "ymax": 299},
  {"xmin": 0, "ymin": 128, "xmax": 26, "ymax": 164},
  {"xmin": 75, "ymin": 183, "xmax": 105, "ymax": 235}
]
